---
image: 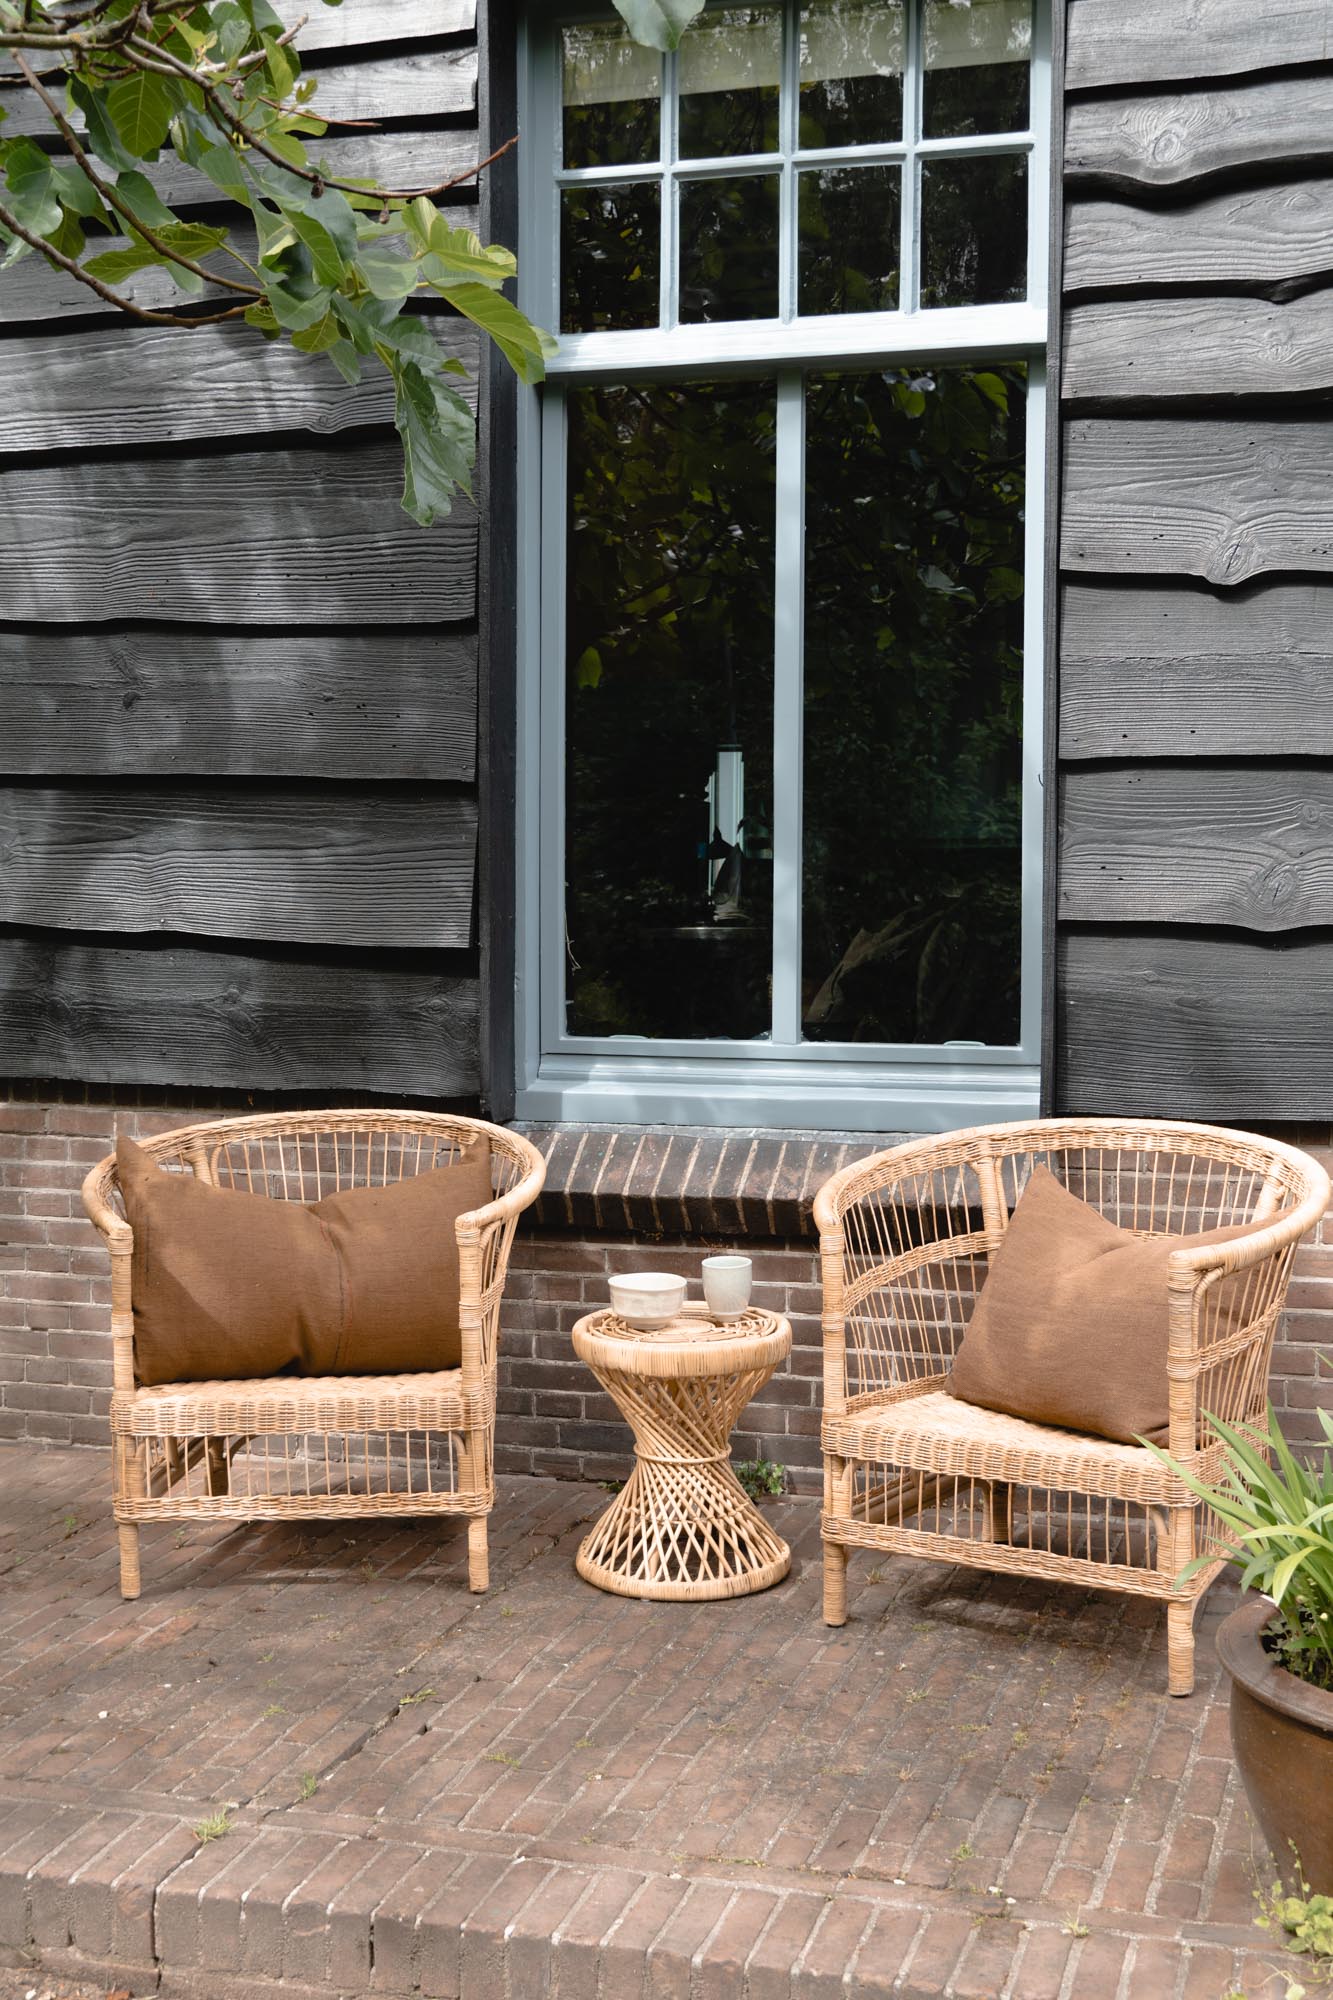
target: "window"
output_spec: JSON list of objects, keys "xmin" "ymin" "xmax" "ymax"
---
[{"xmin": 516, "ymin": 0, "xmax": 1049, "ymax": 1130}]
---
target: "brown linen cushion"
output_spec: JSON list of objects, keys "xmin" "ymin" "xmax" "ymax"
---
[
  {"xmin": 116, "ymin": 1134, "xmax": 494, "ymax": 1387},
  {"xmin": 948, "ymin": 1165, "xmax": 1270, "ymax": 1446}
]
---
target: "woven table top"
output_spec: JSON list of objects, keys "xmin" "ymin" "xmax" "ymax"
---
[{"xmin": 572, "ymin": 1302, "xmax": 791, "ymax": 1379}]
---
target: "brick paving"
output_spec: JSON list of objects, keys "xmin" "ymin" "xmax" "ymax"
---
[{"xmin": 0, "ymin": 1442, "xmax": 1312, "ymax": 1999}]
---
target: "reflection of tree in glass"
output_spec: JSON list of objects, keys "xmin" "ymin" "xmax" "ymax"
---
[
  {"xmin": 679, "ymin": 177, "xmax": 781, "ymax": 323},
  {"xmin": 678, "ymin": 7, "xmax": 782, "ymax": 157},
  {"xmin": 562, "ymin": 24, "xmax": 661, "ymax": 169},
  {"xmin": 798, "ymin": 165, "xmax": 900, "ymax": 316},
  {"xmin": 798, "ymin": 0, "xmax": 905, "ymax": 148},
  {"xmin": 802, "ymin": 365, "xmax": 1026, "ymax": 1047},
  {"xmin": 923, "ymin": 0, "xmax": 1031, "ymax": 135},
  {"xmin": 919, "ymin": 157, "xmax": 1026, "ymax": 309},
  {"xmin": 565, "ymin": 384, "xmax": 777, "ymax": 1040},
  {"xmin": 561, "ymin": 184, "xmax": 662, "ymax": 334}
]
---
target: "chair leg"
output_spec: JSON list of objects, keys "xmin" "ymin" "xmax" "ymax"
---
[
  {"xmin": 823, "ymin": 1536, "xmax": 848, "ymax": 1626},
  {"xmin": 118, "ymin": 1523, "xmax": 142, "ymax": 1601},
  {"xmin": 1167, "ymin": 1601, "xmax": 1195, "ymax": 1697},
  {"xmin": 468, "ymin": 1516, "xmax": 489, "ymax": 1594}
]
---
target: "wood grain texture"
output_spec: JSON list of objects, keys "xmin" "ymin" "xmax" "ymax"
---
[
  {"xmin": 142, "ymin": 134, "xmax": 481, "ymax": 212},
  {"xmin": 1062, "ymin": 293, "xmax": 1333, "ymax": 403},
  {"xmin": 0, "ymin": 48, "xmax": 478, "ymax": 137},
  {"xmin": 272, "ymin": 0, "xmax": 477, "ymax": 54},
  {"xmin": 1061, "ymin": 419, "xmax": 1333, "ymax": 586},
  {"xmin": 1060, "ymin": 766, "xmax": 1333, "ymax": 932},
  {"xmin": 1065, "ymin": 180, "xmax": 1333, "ymax": 294},
  {"xmin": 0, "ymin": 445, "xmax": 477, "ymax": 623},
  {"xmin": 1065, "ymin": 0, "xmax": 1333, "ymax": 91},
  {"xmin": 0, "ymin": 632, "xmax": 477, "ymax": 780},
  {"xmin": 0, "ymin": 787, "xmax": 477, "ymax": 948},
  {"xmin": 0, "ymin": 936, "xmax": 479, "ymax": 1093},
  {"xmin": 1058, "ymin": 933, "xmax": 1333, "ymax": 1119},
  {"xmin": 1065, "ymin": 76, "xmax": 1333, "ymax": 191},
  {"xmin": 1060, "ymin": 581, "xmax": 1333, "ymax": 757},
  {"xmin": 0, "ymin": 319, "xmax": 476, "ymax": 453}
]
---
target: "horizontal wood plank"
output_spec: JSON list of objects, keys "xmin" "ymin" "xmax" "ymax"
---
[
  {"xmin": 1062, "ymin": 294, "xmax": 1333, "ymax": 403},
  {"xmin": 1065, "ymin": 75, "xmax": 1333, "ymax": 192},
  {"xmin": 0, "ymin": 632, "xmax": 477, "ymax": 780},
  {"xmin": 1058, "ymin": 932, "xmax": 1333, "ymax": 1119},
  {"xmin": 142, "ymin": 134, "xmax": 481, "ymax": 213},
  {"xmin": 1, "ymin": 48, "xmax": 477, "ymax": 138},
  {"xmin": 1060, "ymin": 581, "xmax": 1333, "ymax": 757},
  {"xmin": 0, "ymin": 787, "xmax": 477, "ymax": 948},
  {"xmin": 0, "ymin": 445, "xmax": 477, "ymax": 623},
  {"xmin": 1066, "ymin": 0, "xmax": 1333, "ymax": 91},
  {"xmin": 1060, "ymin": 766, "xmax": 1333, "ymax": 931},
  {"xmin": 1065, "ymin": 179, "xmax": 1333, "ymax": 294},
  {"xmin": 0, "ymin": 935, "xmax": 479, "ymax": 1094},
  {"xmin": 1061, "ymin": 418, "xmax": 1333, "ymax": 587},
  {"xmin": 272, "ymin": 0, "xmax": 476, "ymax": 54},
  {"xmin": 0, "ymin": 319, "xmax": 476, "ymax": 453}
]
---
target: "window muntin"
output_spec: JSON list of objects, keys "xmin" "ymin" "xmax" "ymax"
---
[{"xmin": 520, "ymin": 1, "xmax": 1048, "ymax": 1127}]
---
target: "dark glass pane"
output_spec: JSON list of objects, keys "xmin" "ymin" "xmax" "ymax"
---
[
  {"xmin": 923, "ymin": 0, "xmax": 1031, "ymax": 136},
  {"xmin": 798, "ymin": 0, "xmax": 904, "ymax": 148},
  {"xmin": 562, "ymin": 21, "xmax": 660, "ymax": 169},
  {"xmin": 919, "ymin": 156, "xmax": 1026, "ymax": 307},
  {"xmin": 798, "ymin": 164, "xmax": 900, "ymax": 316},
  {"xmin": 802, "ymin": 366, "xmax": 1026, "ymax": 1046},
  {"xmin": 561, "ymin": 183, "xmax": 660, "ymax": 333},
  {"xmin": 679, "ymin": 175, "xmax": 779, "ymax": 322},
  {"xmin": 565, "ymin": 383, "xmax": 776, "ymax": 1040},
  {"xmin": 678, "ymin": 6, "xmax": 781, "ymax": 158}
]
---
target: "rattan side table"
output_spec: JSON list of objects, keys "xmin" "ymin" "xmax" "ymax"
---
[{"xmin": 571, "ymin": 1302, "xmax": 792, "ymax": 1600}]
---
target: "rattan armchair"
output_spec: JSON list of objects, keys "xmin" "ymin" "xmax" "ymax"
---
[
  {"xmin": 83, "ymin": 1110, "xmax": 545, "ymax": 1600},
  {"xmin": 815, "ymin": 1119, "xmax": 1329, "ymax": 1695}
]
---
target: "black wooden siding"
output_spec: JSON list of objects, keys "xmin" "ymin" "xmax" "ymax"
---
[
  {"xmin": 1055, "ymin": 0, "xmax": 1333, "ymax": 1120},
  {"xmin": 0, "ymin": 0, "xmax": 485, "ymax": 1099}
]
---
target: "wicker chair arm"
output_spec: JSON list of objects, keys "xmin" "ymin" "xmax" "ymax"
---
[{"xmin": 81, "ymin": 1152, "xmax": 132, "ymax": 1250}]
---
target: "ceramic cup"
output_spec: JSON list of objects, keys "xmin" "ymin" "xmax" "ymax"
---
[
  {"xmin": 701, "ymin": 1254, "xmax": 752, "ymax": 1321},
  {"xmin": 608, "ymin": 1271, "xmax": 687, "ymax": 1331}
]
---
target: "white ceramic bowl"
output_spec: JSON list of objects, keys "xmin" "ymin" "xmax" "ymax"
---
[{"xmin": 609, "ymin": 1271, "xmax": 687, "ymax": 1330}]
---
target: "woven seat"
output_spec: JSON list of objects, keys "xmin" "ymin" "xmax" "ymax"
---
[
  {"xmin": 815, "ymin": 1118, "xmax": 1329, "ymax": 1696},
  {"xmin": 83, "ymin": 1109, "xmax": 545, "ymax": 1597}
]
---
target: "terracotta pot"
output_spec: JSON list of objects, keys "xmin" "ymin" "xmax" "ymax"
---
[{"xmin": 1216, "ymin": 1596, "xmax": 1333, "ymax": 1894}]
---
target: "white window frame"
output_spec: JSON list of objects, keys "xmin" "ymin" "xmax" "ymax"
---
[{"xmin": 515, "ymin": 0, "xmax": 1051, "ymax": 1132}]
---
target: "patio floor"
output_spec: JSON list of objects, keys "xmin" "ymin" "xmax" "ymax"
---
[{"xmin": 0, "ymin": 1442, "xmax": 1307, "ymax": 2000}]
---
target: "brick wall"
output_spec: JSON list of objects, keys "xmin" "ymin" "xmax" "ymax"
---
[{"xmin": 2, "ymin": 1085, "xmax": 1331, "ymax": 1490}]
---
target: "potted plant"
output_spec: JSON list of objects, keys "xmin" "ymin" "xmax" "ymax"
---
[{"xmin": 1148, "ymin": 1404, "xmax": 1333, "ymax": 1895}]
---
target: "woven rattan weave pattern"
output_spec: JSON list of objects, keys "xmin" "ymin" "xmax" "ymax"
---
[
  {"xmin": 814, "ymin": 1118, "xmax": 1330, "ymax": 1696},
  {"xmin": 82, "ymin": 1110, "xmax": 545, "ymax": 1600},
  {"xmin": 572, "ymin": 1303, "xmax": 793, "ymax": 1601}
]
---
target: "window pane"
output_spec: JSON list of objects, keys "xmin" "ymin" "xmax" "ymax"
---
[
  {"xmin": 799, "ymin": 0, "xmax": 904, "ymax": 148},
  {"xmin": 562, "ymin": 21, "xmax": 661, "ymax": 169},
  {"xmin": 679, "ymin": 175, "xmax": 780, "ymax": 322},
  {"xmin": 802, "ymin": 366, "xmax": 1026, "ymax": 1047},
  {"xmin": 919, "ymin": 155, "xmax": 1026, "ymax": 307},
  {"xmin": 565, "ymin": 383, "xmax": 776, "ymax": 1040},
  {"xmin": 561, "ymin": 183, "xmax": 661, "ymax": 333},
  {"xmin": 923, "ymin": 0, "xmax": 1031, "ymax": 137},
  {"xmin": 798, "ymin": 164, "xmax": 900, "ymax": 315},
  {"xmin": 678, "ymin": 6, "xmax": 781, "ymax": 159}
]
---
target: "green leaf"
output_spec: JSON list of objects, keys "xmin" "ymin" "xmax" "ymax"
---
[
  {"xmin": 383, "ymin": 350, "xmax": 474, "ymax": 527},
  {"xmin": 2, "ymin": 138, "xmax": 63, "ymax": 239},
  {"xmin": 278, "ymin": 187, "xmax": 356, "ymax": 287},
  {"xmin": 112, "ymin": 168, "xmax": 178, "ymax": 230},
  {"xmin": 83, "ymin": 240, "xmax": 164, "ymax": 282},
  {"xmin": 50, "ymin": 161, "xmax": 108, "ymax": 224},
  {"xmin": 191, "ymin": 142, "xmax": 252, "ymax": 205},
  {"xmin": 427, "ymin": 280, "xmax": 555, "ymax": 384},
  {"xmin": 263, "ymin": 277, "xmax": 335, "ymax": 331},
  {"xmin": 291, "ymin": 304, "xmax": 343, "ymax": 352},
  {"xmin": 405, "ymin": 203, "xmax": 514, "ymax": 288},
  {"xmin": 106, "ymin": 73, "xmax": 177, "ymax": 157},
  {"xmin": 609, "ymin": 0, "xmax": 705, "ymax": 51},
  {"xmin": 68, "ymin": 76, "xmax": 137, "ymax": 173},
  {"xmin": 356, "ymin": 246, "xmax": 420, "ymax": 300}
]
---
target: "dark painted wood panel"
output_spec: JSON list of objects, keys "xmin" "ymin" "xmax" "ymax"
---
[
  {"xmin": 1058, "ymin": 932, "xmax": 1333, "ymax": 1119},
  {"xmin": 0, "ymin": 446, "xmax": 477, "ymax": 623},
  {"xmin": 1066, "ymin": 0, "xmax": 1333, "ymax": 91},
  {"xmin": 0, "ymin": 936, "xmax": 479, "ymax": 1094},
  {"xmin": 0, "ymin": 320, "xmax": 476, "ymax": 453},
  {"xmin": 1, "ymin": 49, "xmax": 478, "ymax": 138},
  {"xmin": 0, "ymin": 788, "xmax": 477, "ymax": 948},
  {"xmin": 1063, "ymin": 294, "xmax": 1333, "ymax": 403},
  {"xmin": 1060, "ymin": 766, "xmax": 1333, "ymax": 932},
  {"xmin": 0, "ymin": 632, "xmax": 477, "ymax": 781},
  {"xmin": 1065, "ymin": 180, "xmax": 1333, "ymax": 294},
  {"xmin": 1061, "ymin": 418, "xmax": 1333, "ymax": 587},
  {"xmin": 1060, "ymin": 581, "xmax": 1333, "ymax": 758},
  {"xmin": 1066, "ymin": 76, "xmax": 1333, "ymax": 192},
  {"xmin": 274, "ymin": 0, "xmax": 476, "ymax": 53}
]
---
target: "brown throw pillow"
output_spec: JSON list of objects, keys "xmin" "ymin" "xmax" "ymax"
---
[
  {"xmin": 116, "ymin": 1134, "xmax": 494, "ymax": 1387},
  {"xmin": 948, "ymin": 1165, "xmax": 1269, "ymax": 1446}
]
